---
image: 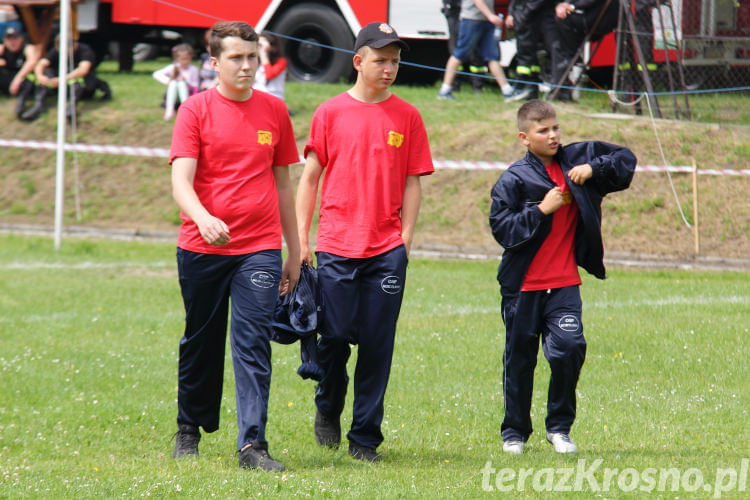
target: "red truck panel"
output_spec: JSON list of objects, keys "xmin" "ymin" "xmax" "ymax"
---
[
  {"xmin": 347, "ymin": 0, "xmax": 387, "ymax": 26},
  {"xmin": 109, "ymin": 0, "xmax": 265, "ymax": 28}
]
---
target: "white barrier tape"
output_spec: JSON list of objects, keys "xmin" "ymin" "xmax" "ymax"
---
[
  {"xmin": 1, "ymin": 138, "xmax": 748, "ymax": 176},
  {"xmin": 0, "ymin": 139, "xmax": 170, "ymax": 158}
]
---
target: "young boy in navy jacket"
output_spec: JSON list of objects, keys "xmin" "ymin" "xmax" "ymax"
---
[{"xmin": 489, "ymin": 100, "xmax": 636, "ymax": 454}]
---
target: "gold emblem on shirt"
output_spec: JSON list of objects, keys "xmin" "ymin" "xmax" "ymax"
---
[
  {"xmin": 257, "ymin": 130, "xmax": 273, "ymax": 146},
  {"xmin": 387, "ymin": 131, "xmax": 404, "ymax": 148},
  {"xmin": 562, "ymin": 190, "xmax": 572, "ymax": 205}
]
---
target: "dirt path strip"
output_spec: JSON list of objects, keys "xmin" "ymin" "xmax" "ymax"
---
[{"xmin": 1, "ymin": 223, "xmax": 747, "ymax": 272}]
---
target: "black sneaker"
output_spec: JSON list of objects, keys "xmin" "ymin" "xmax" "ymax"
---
[
  {"xmin": 348, "ymin": 442, "xmax": 381, "ymax": 463},
  {"xmin": 238, "ymin": 442, "xmax": 285, "ymax": 472},
  {"xmin": 314, "ymin": 408, "xmax": 341, "ymax": 448},
  {"xmin": 172, "ymin": 424, "xmax": 200, "ymax": 458}
]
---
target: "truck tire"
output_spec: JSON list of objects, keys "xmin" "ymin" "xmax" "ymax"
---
[{"xmin": 272, "ymin": 3, "xmax": 354, "ymax": 83}]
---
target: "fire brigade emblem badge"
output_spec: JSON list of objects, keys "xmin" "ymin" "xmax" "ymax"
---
[
  {"xmin": 257, "ymin": 130, "xmax": 273, "ymax": 146},
  {"xmin": 387, "ymin": 130, "xmax": 404, "ymax": 148},
  {"xmin": 379, "ymin": 23, "xmax": 394, "ymax": 34},
  {"xmin": 381, "ymin": 275, "xmax": 402, "ymax": 294}
]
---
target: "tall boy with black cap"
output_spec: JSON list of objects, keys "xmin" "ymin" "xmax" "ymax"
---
[{"xmin": 296, "ymin": 22, "xmax": 434, "ymax": 462}]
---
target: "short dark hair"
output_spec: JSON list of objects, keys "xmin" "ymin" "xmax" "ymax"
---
[
  {"xmin": 517, "ymin": 100, "xmax": 557, "ymax": 132},
  {"xmin": 209, "ymin": 21, "xmax": 258, "ymax": 59}
]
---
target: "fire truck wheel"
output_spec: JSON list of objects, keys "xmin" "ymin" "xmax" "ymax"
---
[{"xmin": 272, "ymin": 2, "xmax": 355, "ymax": 83}]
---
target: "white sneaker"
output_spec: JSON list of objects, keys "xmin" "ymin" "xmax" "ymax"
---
[
  {"xmin": 546, "ymin": 432, "xmax": 578, "ymax": 453},
  {"xmin": 502, "ymin": 440, "xmax": 525, "ymax": 454}
]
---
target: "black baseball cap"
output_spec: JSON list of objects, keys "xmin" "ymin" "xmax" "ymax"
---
[
  {"xmin": 354, "ymin": 22, "xmax": 409, "ymax": 52},
  {"xmin": 3, "ymin": 26, "xmax": 23, "ymax": 38}
]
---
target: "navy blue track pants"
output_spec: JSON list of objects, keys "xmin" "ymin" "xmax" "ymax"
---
[
  {"xmin": 500, "ymin": 285, "xmax": 586, "ymax": 442},
  {"xmin": 315, "ymin": 245, "xmax": 408, "ymax": 449},
  {"xmin": 176, "ymin": 248, "xmax": 281, "ymax": 451}
]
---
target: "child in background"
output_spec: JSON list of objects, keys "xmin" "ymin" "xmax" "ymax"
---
[
  {"xmin": 253, "ymin": 32, "xmax": 287, "ymax": 101},
  {"xmin": 153, "ymin": 43, "xmax": 199, "ymax": 119},
  {"xmin": 198, "ymin": 29, "xmax": 218, "ymax": 91}
]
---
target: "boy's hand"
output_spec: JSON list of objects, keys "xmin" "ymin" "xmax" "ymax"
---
[
  {"xmin": 568, "ymin": 163, "xmax": 593, "ymax": 185},
  {"xmin": 279, "ymin": 258, "xmax": 300, "ymax": 297},
  {"xmin": 300, "ymin": 242, "xmax": 314, "ymax": 266},
  {"xmin": 538, "ymin": 187, "xmax": 565, "ymax": 215},
  {"xmin": 197, "ymin": 215, "xmax": 230, "ymax": 246}
]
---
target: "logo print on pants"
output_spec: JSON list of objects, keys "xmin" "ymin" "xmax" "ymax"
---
[
  {"xmin": 381, "ymin": 275, "xmax": 402, "ymax": 294},
  {"xmin": 558, "ymin": 315, "xmax": 580, "ymax": 332},
  {"xmin": 251, "ymin": 271, "xmax": 276, "ymax": 288}
]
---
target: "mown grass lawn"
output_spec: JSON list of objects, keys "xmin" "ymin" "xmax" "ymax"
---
[{"xmin": 0, "ymin": 235, "xmax": 747, "ymax": 498}]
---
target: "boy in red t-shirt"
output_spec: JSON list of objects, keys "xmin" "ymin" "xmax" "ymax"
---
[
  {"xmin": 489, "ymin": 100, "xmax": 636, "ymax": 455},
  {"xmin": 169, "ymin": 21, "xmax": 300, "ymax": 472},
  {"xmin": 296, "ymin": 22, "xmax": 434, "ymax": 462}
]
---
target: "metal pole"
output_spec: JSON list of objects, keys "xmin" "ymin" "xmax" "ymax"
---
[
  {"xmin": 54, "ymin": 0, "xmax": 71, "ymax": 250},
  {"xmin": 655, "ymin": 2, "xmax": 680, "ymax": 117},
  {"xmin": 692, "ymin": 158, "xmax": 700, "ymax": 255},
  {"xmin": 622, "ymin": 0, "xmax": 661, "ymax": 117}
]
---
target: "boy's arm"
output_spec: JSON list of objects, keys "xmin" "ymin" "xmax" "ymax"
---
[
  {"xmin": 489, "ymin": 172, "xmax": 548, "ymax": 250},
  {"xmin": 171, "ymin": 157, "xmax": 230, "ymax": 246},
  {"xmin": 273, "ymin": 165, "xmax": 301, "ymax": 296},
  {"xmin": 400, "ymin": 175, "xmax": 422, "ymax": 257},
  {"xmin": 583, "ymin": 142, "xmax": 637, "ymax": 195},
  {"xmin": 296, "ymin": 151, "xmax": 324, "ymax": 265}
]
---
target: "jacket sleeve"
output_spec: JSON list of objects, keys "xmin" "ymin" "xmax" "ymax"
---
[
  {"xmin": 586, "ymin": 141, "xmax": 637, "ymax": 196},
  {"xmin": 489, "ymin": 171, "xmax": 548, "ymax": 250},
  {"xmin": 571, "ymin": 0, "xmax": 601, "ymax": 10}
]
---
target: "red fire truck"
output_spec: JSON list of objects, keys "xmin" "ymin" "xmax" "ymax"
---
[{"xmin": 87, "ymin": 0, "xmax": 452, "ymax": 82}]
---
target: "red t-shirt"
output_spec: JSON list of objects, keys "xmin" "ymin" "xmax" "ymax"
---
[
  {"xmin": 169, "ymin": 88, "xmax": 299, "ymax": 255},
  {"xmin": 304, "ymin": 92, "xmax": 434, "ymax": 258},
  {"xmin": 521, "ymin": 161, "xmax": 582, "ymax": 291}
]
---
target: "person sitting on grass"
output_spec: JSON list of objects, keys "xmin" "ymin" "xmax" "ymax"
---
[
  {"xmin": 0, "ymin": 27, "xmax": 39, "ymax": 118},
  {"xmin": 20, "ymin": 34, "xmax": 111, "ymax": 121},
  {"xmin": 153, "ymin": 43, "xmax": 200, "ymax": 120}
]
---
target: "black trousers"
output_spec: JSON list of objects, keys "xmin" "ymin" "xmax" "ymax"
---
[
  {"xmin": 515, "ymin": 8, "xmax": 560, "ymax": 83},
  {"xmin": 501, "ymin": 285, "xmax": 586, "ymax": 442},
  {"xmin": 176, "ymin": 248, "xmax": 281, "ymax": 451},
  {"xmin": 314, "ymin": 245, "xmax": 408, "ymax": 449}
]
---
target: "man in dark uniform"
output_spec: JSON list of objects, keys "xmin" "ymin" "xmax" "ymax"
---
[
  {"xmin": 21, "ymin": 35, "xmax": 109, "ymax": 121},
  {"xmin": 552, "ymin": 0, "xmax": 618, "ymax": 100},
  {"xmin": 0, "ymin": 27, "xmax": 38, "ymax": 117},
  {"xmin": 507, "ymin": 0, "xmax": 561, "ymax": 101}
]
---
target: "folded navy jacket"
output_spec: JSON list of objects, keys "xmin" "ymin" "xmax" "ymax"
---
[{"xmin": 271, "ymin": 261, "xmax": 323, "ymax": 381}]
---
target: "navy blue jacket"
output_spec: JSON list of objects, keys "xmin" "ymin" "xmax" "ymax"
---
[{"xmin": 489, "ymin": 141, "xmax": 636, "ymax": 297}]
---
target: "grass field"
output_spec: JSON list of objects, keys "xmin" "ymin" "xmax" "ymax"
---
[{"xmin": 0, "ymin": 234, "xmax": 747, "ymax": 498}]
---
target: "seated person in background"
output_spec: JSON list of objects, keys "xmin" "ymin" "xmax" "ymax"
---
[
  {"xmin": 198, "ymin": 29, "xmax": 218, "ymax": 91},
  {"xmin": 253, "ymin": 32, "xmax": 287, "ymax": 101},
  {"xmin": 0, "ymin": 27, "xmax": 38, "ymax": 117},
  {"xmin": 153, "ymin": 43, "xmax": 200, "ymax": 119},
  {"xmin": 20, "ymin": 35, "xmax": 110, "ymax": 121}
]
